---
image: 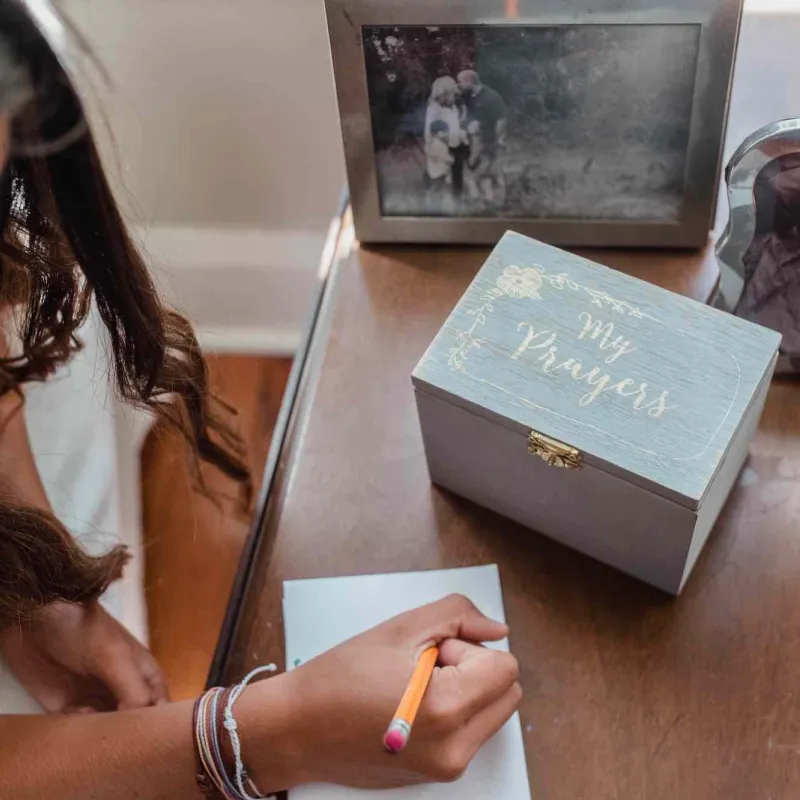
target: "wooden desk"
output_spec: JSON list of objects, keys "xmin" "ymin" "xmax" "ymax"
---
[{"xmin": 211, "ymin": 211, "xmax": 800, "ymax": 799}]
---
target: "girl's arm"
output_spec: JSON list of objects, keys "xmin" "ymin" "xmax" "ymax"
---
[
  {"xmin": 0, "ymin": 379, "xmax": 51, "ymax": 511},
  {"xmin": 0, "ymin": 321, "xmax": 168, "ymax": 712},
  {"xmin": 0, "ymin": 678, "xmax": 296, "ymax": 799},
  {"xmin": 0, "ymin": 595, "xmax": 521, "ymax": 799},
  {"xmin": 0, "ymin": 318, "xmax": 62, "ymax": 510}
]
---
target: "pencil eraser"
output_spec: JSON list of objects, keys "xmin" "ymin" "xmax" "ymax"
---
[
  {"xmin": 384, "ymin": 720, "xmax": 410, "ymax": 753},
  {"xmin": 384, "ymin": 729, "xmax": 407, "ymax": 753}
]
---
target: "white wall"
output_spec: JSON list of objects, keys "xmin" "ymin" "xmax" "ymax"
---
[{"xmin": 60, "ymin": 0, "xmax": 346, "ymax": 351}]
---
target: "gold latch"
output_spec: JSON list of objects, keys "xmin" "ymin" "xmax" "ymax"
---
[{"xmin": 528, "ymin": 430, "xmax": 583, "ymax": 470}]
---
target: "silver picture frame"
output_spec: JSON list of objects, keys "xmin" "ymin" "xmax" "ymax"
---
[{"xmin": 325, "ymin": 0, "xmax": 743, "ymax": 247}]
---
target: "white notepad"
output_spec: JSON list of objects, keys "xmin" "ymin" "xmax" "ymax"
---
[{"xmin": 283, "ymin": 565, "xmax": 532, "ymax": 800}]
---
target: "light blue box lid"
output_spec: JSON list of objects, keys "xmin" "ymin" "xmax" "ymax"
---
[{"xmin": 412, "ymin": 232, "xmax": 781, "ymax": 509}]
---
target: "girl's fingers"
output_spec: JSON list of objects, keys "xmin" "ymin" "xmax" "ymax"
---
[
  {"xmin": 454, "ymin": 681, "xmax": 523, "ymax": 757},
  {"xmin": 399, "ymin": 594, "xmax": 509, "ymax": 649},
  {"xmin": 93, "ymin": 643, "xmax": 154, "ymax": 711},
  {"xmin": 63, "ymin": 705, "xmax": 98, "ymax": 715},
  {"xmin": 139, "ymin": 653, "xmax": 170, "ymax": 705},
  {"xmin": 427, "ymin": 639, "xmax": 519, "ymax": 724},
  {"xmin": 120, "ymin": 620, "xmax": 170, "ymax": 705}
]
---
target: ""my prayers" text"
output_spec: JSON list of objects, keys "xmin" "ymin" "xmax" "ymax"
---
[{"xmin": 510, "ymin": 312, "xmax": 676, "ymax": 417}]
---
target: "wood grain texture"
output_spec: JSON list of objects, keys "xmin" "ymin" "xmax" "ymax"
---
[
  {"xmin": 142, "ymin": 355, "xmax": 291, "ymax": 701},
  {"xmin": 414, "ymin": 232, "xmax": 781, "ymax": 505},
  {"xmin": 219, "ymin": 231, "xmax": 800, "ymax": 798}
]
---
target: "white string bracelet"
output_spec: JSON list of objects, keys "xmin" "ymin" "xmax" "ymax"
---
[{"xmin": 223, "ymin": 663, "xmax": 279, "ymax": 800}]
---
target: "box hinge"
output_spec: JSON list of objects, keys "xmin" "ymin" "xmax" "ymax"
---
[{"xmin": 528, "ymin": 430, "xmax": 583, "ymax": 470}]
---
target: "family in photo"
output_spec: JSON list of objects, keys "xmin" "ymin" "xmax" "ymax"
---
[
  {"xmin": 424, "ymin": 71, "xmax": 508, "ymax": 212},
  {"xmin": 363, "ymin": 25, "xmax": 698, "ymax": 221}
]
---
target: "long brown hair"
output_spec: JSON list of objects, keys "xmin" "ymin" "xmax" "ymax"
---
[{"xmin": 0, "ymin": 0, "xmax": 250, "ymax": 627}]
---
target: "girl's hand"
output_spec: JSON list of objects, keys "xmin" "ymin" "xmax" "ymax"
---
[
  {"xmin": 244, "ymin": 594, "xmax": 522, "ymax": 792},
  {"xmin": 0, "ymin": 602, "xmax": 169, "ymax": 713}
]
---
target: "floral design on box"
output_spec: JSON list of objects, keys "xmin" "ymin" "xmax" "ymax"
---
[
  {"xmin": 448, "ymin": 263, "xmax": 655, "ymax": 372},
  {"xmin": 495, "ymin": 265, "xmax": 544, "ymax": 299}
]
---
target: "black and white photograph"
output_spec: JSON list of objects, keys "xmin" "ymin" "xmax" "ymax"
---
[{"xmin": 362, "ymin": 24, "xmax": 701, "ymax": 221}]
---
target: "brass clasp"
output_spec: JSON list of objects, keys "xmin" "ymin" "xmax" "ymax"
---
[{"xmin": 528, "ymin": 430, "xmax": 583, "ymax": 470}]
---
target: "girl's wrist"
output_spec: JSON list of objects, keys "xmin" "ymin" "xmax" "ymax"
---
[{"xmin": 234, "ymin": 671, "xmax": 310, "ymax": 793}]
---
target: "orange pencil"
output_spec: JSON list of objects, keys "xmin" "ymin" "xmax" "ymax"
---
[{"xmin": 383, "ymin": 645, "xmax": 439, "ymax": 753}]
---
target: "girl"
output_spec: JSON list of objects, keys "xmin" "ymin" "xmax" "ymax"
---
[
  {"xmin": 0, "ymin": 2, "xmax": 521, "ymax": 797},
  {"xmin": 425, "ymin": 118, "xmax": 455, "ymax": 214},
  {"xmin": 424, "ymin": 76, "xmax": 468, "ymax": 196}
]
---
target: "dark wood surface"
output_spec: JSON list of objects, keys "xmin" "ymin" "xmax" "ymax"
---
[{"xmin": 215, "ymin": 218, "xmax": 800, "ymax": 799}]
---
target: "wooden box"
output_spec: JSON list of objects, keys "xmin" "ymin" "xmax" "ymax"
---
[{"xmin": 412, "ymin": 233, "xmax": 781, "ymax": 593}]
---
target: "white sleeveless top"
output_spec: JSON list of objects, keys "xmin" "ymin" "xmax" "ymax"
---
[{"xmin": 0, "ymin": 309, "xmax": 151, "ymax": 714}]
